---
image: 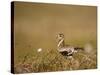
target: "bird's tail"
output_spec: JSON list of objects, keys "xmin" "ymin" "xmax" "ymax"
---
[
  {"xmin": 74, "ymin": 47, "xmax": 84, "ymax": 51},
  {"xmin": 74, "ymin": 43, "xmax": 93, "ymax": 53}
]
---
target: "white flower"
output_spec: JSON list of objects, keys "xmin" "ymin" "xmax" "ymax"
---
[{"xmin": 37, "ymin": 48, "xmax": 42, "ymax": 52}]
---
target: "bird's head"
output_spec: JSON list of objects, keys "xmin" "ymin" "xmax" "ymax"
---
[{"xmin": 56, "ymin": 33, "xmax": 64, "ymax": 41}]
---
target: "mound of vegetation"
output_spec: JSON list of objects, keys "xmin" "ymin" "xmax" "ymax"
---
[{"xmin": 14, "ymin": 49, "xmax": 97, "ymax": 74}]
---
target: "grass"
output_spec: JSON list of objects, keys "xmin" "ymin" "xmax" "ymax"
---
[
  {"xmin": 14, "ymin": 32, "xmax": 97, "ymax": 74},
  {"xmin": 14, "ymin": 43, "xmax": 97, "ymax": 73}
]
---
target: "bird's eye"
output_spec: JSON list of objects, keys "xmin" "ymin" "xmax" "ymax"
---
[
  {"xmin": 59, "ymin": 34, "xmax": 62, "ymax": 36},
  {"xmin": 59, "ymin": 35, "xmax": 62, "ymax": 37}
]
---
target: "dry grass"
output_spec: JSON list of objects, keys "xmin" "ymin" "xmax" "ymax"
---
[{"xmin": 14, "ymin": 47, "xmax": 97, "ymax": 74}]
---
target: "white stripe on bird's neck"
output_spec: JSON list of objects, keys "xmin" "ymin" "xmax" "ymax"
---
[{"xmin": 58, "ymin": 38, "xmax": 64, "ymax": 47}]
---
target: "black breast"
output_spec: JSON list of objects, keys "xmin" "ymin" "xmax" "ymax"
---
[{"xmin": 60, "ymin": 51, "xmax": 73, "ymax": 56}]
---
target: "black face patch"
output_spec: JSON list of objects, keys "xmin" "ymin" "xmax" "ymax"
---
[{"xmin": 59, "ymin": 33, "xmax": 64, "ymax": 37}]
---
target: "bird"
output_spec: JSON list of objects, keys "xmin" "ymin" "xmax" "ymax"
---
[{"xmin": 56, "ymin": 33, "xmax": 84, "ymax": 58}]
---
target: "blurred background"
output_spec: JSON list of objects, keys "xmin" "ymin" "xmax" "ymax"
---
[{"xmin": 14, "ymin": 2, "xmax": 97, "ymax": 64}]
